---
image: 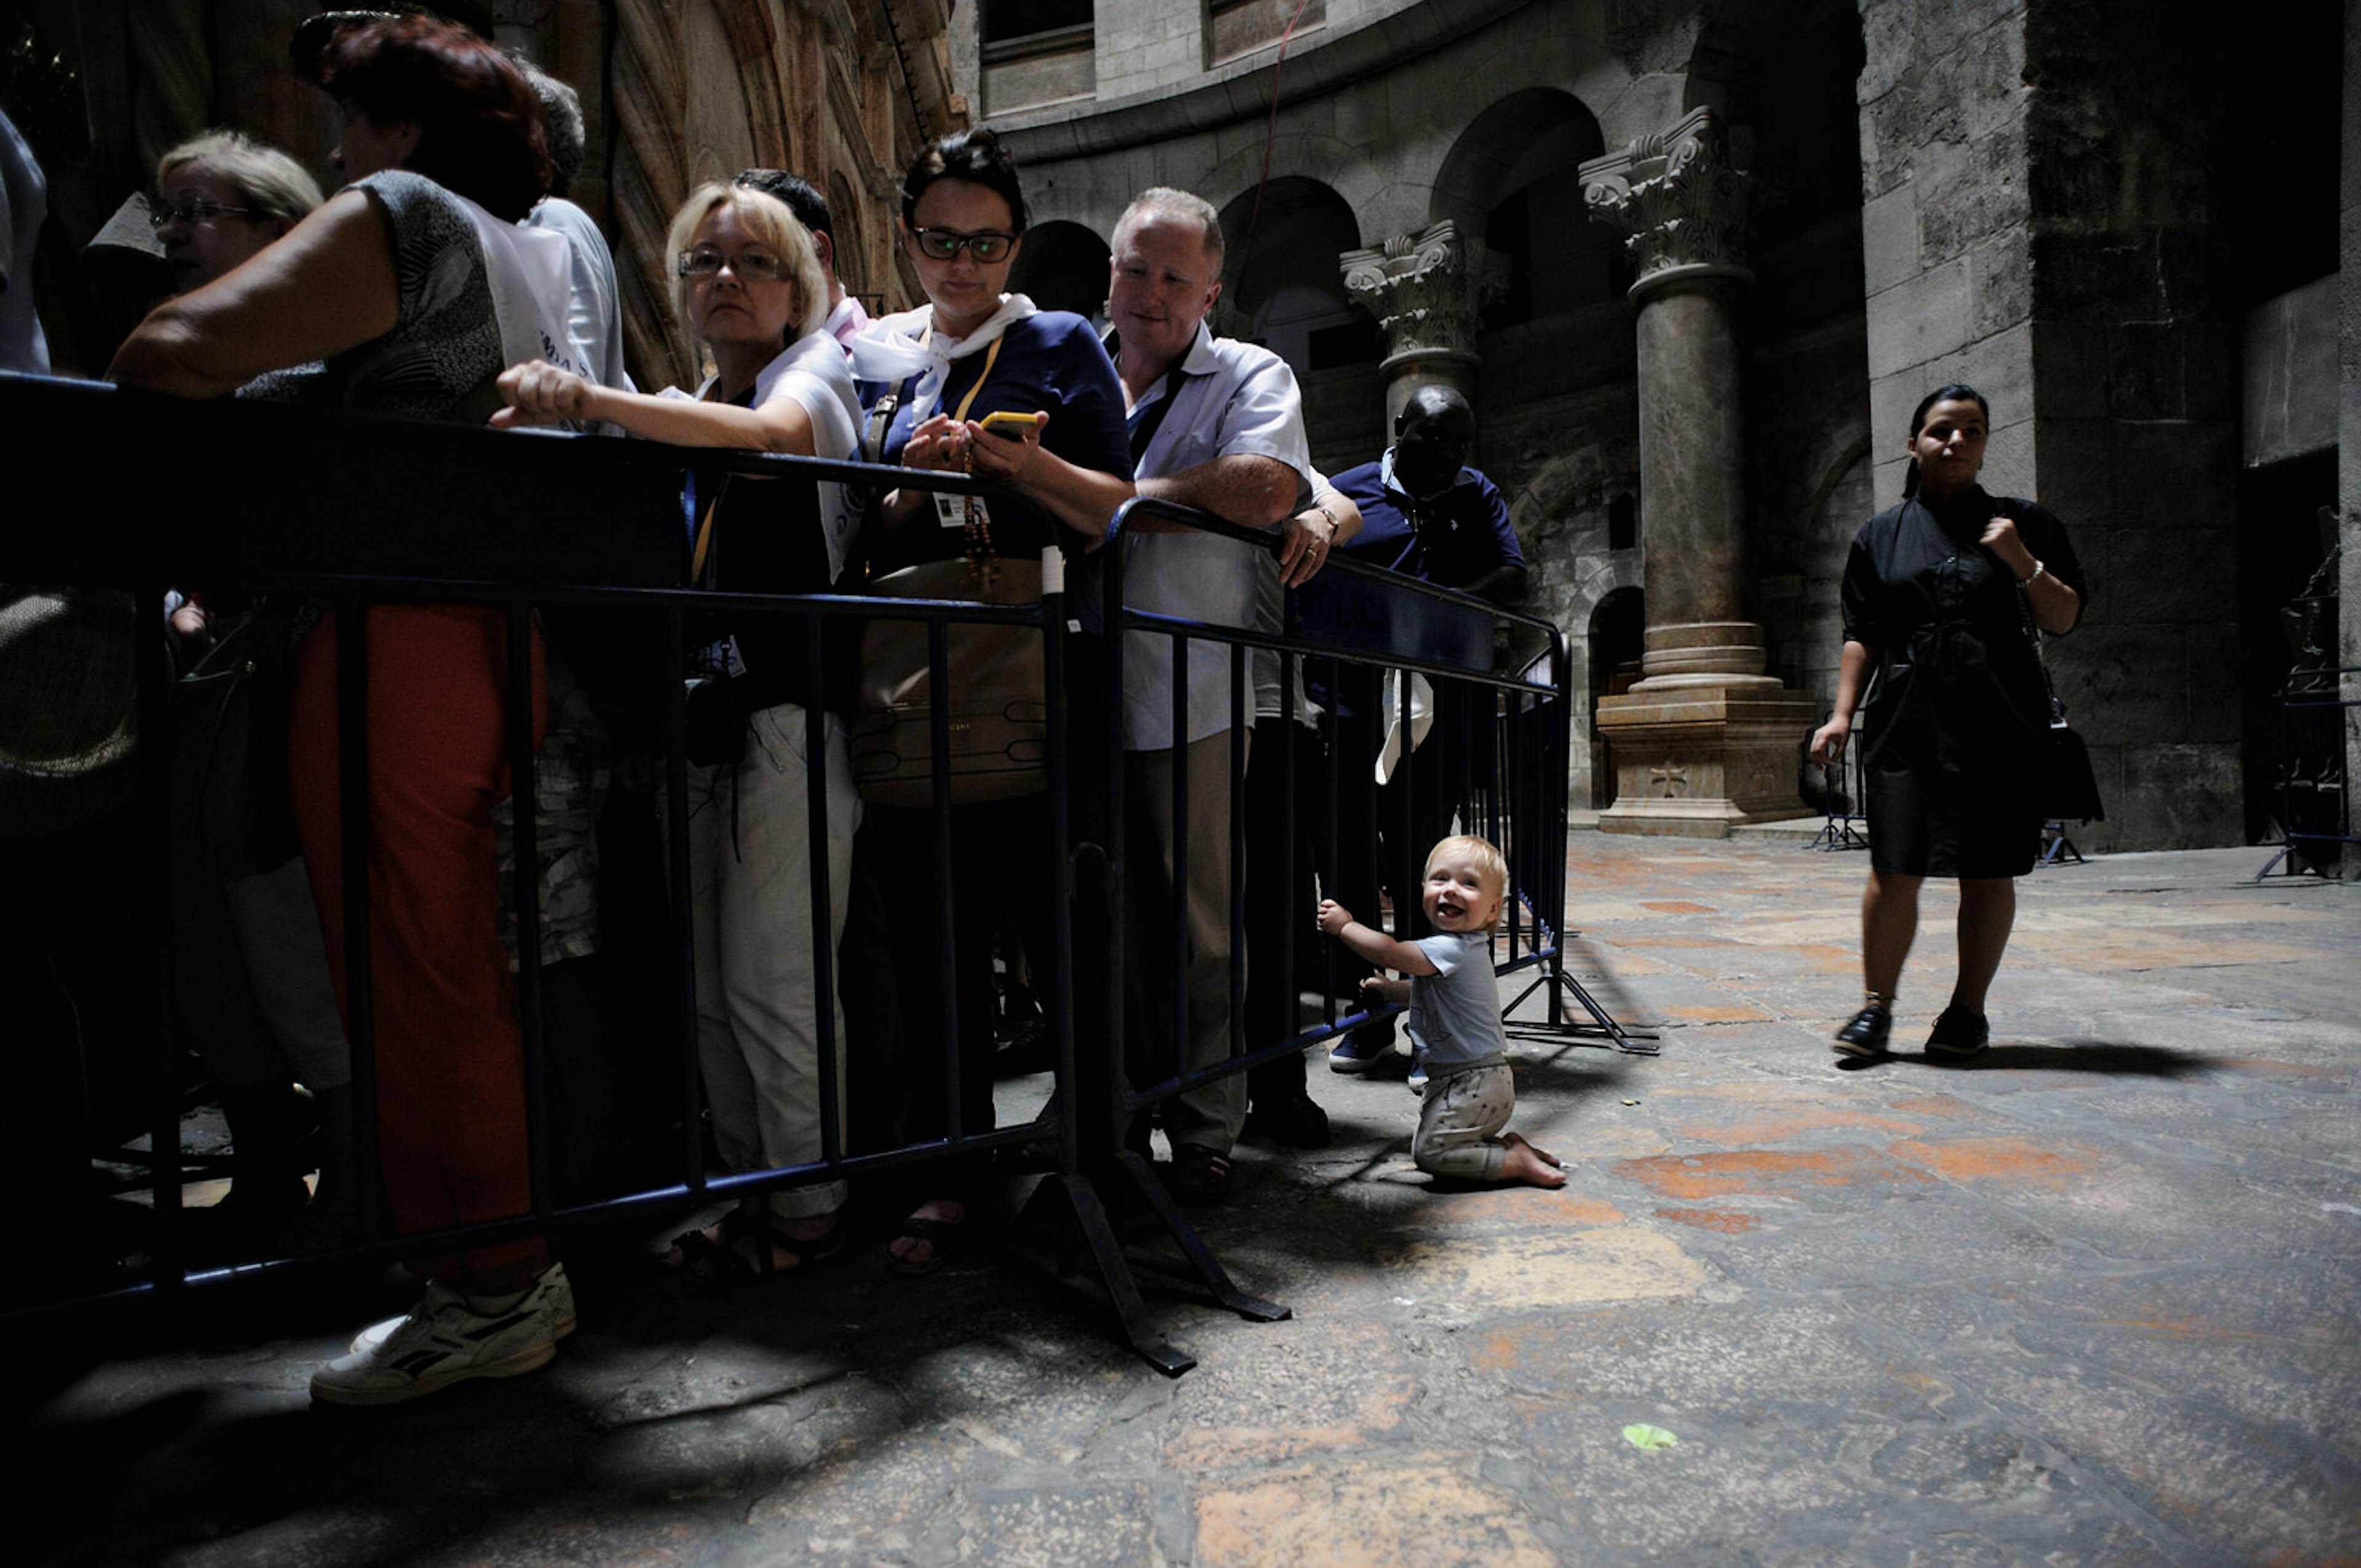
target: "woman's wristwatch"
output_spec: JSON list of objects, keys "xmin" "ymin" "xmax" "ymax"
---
[{"xmin": 2017, "ymin": 559, "xmax": 2047, "ymax": 586}]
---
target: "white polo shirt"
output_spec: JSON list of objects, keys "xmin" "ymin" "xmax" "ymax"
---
[{"xmin": 1115, "ymin": 320, "xmax": 1311, "ymax": 751}]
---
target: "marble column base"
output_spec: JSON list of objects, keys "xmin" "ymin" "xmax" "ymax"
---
[{"xmin": 1595, "ymin": 682, "xmax": 1821, "ymax": 837}]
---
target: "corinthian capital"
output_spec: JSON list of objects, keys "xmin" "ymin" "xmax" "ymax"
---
[
  {"xmin": 1339, "ymin": 221, "xmax": 1506, "ymax": 360},
  {"xmin": 1580, "ymin": 106, "xmax": 1755, "ymax": 296}
]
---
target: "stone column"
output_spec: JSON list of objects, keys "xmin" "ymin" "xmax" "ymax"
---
[
  {"xmin": 1581, "ymin": 107, "xmax": 1817, "ymax": 835},
  {"xmin": 1340, "ymin": 221, "xmax": 1506, "ymax": 427}
]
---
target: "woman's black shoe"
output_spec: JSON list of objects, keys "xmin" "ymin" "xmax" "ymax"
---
[
  {"xmin": 1924, "ymin": 1004, "xmax": 1990, "ymax": 1059},
  {"xmin": 1833, "ymin": 1003, "xmax": 1892, "ymax": 1058}
]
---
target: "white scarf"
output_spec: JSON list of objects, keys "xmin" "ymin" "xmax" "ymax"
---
[
  {"xmin": 452, "ymin": 192, "xmax": 580, "ymax": 379},
  {"xmin": 848, "ymin": 293, "xmax": 1037, "ymax": 422}
]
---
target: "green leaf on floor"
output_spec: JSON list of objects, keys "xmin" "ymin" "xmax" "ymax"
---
[{"xmin": 1622, "ymin": 1423, "xmax": 1679, "ymax": 1450}]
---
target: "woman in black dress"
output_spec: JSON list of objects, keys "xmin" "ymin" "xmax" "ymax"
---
[{"xmin": 1808, "ymin": 385, "xmax": 2087, "ymax": 1060}]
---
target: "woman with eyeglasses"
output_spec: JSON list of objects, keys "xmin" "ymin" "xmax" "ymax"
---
[
  {"xmin": 143, "ymin": 130, "xmax": 357, "ymax": 1269},
  {"xmin": 848, "ymin": 126, "xmax": 1133, "ymax": 1275},
  {"xmin": 498, "ymin": 180, "xmax": 865, "ymax": 1288},
  {"xmin": 111, "ymin": 12, "xmax": 571, "ymax": 1406},
  {"xmin": 151, "ymin": 130, "xmax": 324, "ymax": 299}
]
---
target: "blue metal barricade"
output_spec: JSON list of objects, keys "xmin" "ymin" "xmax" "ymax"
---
[{"xmin": 0, "ymin": 372, "xmax": 1616, "ymax": 1371}]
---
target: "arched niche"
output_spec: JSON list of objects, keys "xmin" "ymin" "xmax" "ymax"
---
[
  {"xmin": 1214, "ymin": 178, "xmax": 1375, "ymax": 376},
  {"xmin": 1008, "ymin": 220, "xmax": 1112, "ymax": 323},
  {"xmin": 1430, "ymin": 88, "xmax": 1619, "ymax": 329},
  {"xmin": 1584, "ymin": 583, "xmax": 1647, "ymax": 807}
]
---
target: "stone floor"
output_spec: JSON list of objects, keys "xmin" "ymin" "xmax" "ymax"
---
[{"xmin": 7, "ymin": 830, "xmax": 2359, "ymax": 1566}]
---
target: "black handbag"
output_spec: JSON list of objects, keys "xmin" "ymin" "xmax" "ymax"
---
[
  {"xmin": 2017, "ymin": 587, "xmax": 2105, "ymax": 824},
  {"xmin": 171, "ymin": 600, "xmax": 301, "ymax": 877},
  {"xmin": 2044, "ymin": 719, "xmax": 2105, "ymax": 824}
]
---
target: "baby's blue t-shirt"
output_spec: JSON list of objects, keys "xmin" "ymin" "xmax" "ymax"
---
[{"xmin": 1404, "ymin": 932, "xmax": 1508, "ymax": 1076}]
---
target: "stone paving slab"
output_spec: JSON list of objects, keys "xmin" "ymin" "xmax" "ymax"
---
[{"xmin": 7, "ymin": 838, "xmax": 2360, "ymax": 1566}]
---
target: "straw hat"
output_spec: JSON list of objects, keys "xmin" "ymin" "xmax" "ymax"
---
[{"xmin": 0, "ymin": 588, "xmax": 140, "ymax": 836}]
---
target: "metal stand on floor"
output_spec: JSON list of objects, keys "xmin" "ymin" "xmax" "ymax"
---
[
  {"xmin": 2038, "ymin": 821, "xmax": 2084, "ymax": 865},
  {"xmin": 1500, "ymin": 900, "xmax": 1658, "ymax": 1054},
  {"xmin": 1012, "ymin": 1154, "xmax": 1291, "ymax": 1377},
  {"xmin": 1802, "ymin": 720, "xmax": 1868, "ymax": 851},
  {"xmin": 1006, "ymin": 848, "xmax": 1289, "ymax": 1377},
  {"xmin": 1808, "ymin": 812, "xmax": 1870, "ymax": 851}
]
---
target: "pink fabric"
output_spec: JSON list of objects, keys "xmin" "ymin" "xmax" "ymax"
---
[{"xmin": 290, "ymin": 604, "xmax": 547, "ymax": 1283}]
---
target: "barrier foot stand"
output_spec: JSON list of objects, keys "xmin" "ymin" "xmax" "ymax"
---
[
  {"xmin": 1010, "ymin": 1151, "xmax": 1291, "ymax": 1376},
  {"xmin": 1503, "ymin": 963, "xmax": 1660, "ymax": 1056},
  {"xmin": 1013, "ymin": 1168, "xmax": 1197, "ymax": 1376},
  {"xmin": 1099, "ymin": 1149, "xmax": 1291, "ymax": 1330}
]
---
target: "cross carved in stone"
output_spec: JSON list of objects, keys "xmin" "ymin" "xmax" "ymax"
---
[{"xmin": 1651, "ymin": 761, "xmax": 1689, "ymax": 798}]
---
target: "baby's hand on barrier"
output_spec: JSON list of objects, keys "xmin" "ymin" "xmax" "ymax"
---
[
  {"xmin": 1316, "ymin": 898, "xmax": 1354, "ymax": 936},
  {"xmin": 1360, "ymin": 974, "xmax": 1408, "ymax": 1004}
]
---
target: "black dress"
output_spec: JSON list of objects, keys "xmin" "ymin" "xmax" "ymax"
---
[{"xmin": 1840, "ymin": 486, "xmax": 2088, "ymax": 878}]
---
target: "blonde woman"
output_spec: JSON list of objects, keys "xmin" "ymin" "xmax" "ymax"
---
[{"xmin": 499, "ymin": 181, "xmax": 864, "ymax": 1284}]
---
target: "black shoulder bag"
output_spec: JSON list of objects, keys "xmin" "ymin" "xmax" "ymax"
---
[{"xmin": 2016, "ymin": 585, "xmax": 2104, "ymax": 824}]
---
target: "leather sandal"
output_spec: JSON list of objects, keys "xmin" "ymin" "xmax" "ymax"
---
[
  {"xmin": 886, "ymin": 1213, "xmax": 967, "ymax": 1277},
  {"xmin": 1165, "ymin": 1145, "xmax": 1233, "ymax": 1205},
  {"xmin": 662, "ymin": 1208, "xmax": 844, "ymax": 1286}
]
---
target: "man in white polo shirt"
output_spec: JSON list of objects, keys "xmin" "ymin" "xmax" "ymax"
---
[{"xmin": 1101, "ymin": 186, "xmax": 1311, "ymax": 1204}]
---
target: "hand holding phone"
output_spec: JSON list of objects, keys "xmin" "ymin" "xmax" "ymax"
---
[{"xmin": 977, "ymin": 409, "xmax": 1043, "ymax": 438}]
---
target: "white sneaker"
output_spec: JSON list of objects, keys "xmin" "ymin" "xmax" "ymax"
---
[
  {"xmin": 312, "ymin": 1265, "xmax": 570, "ymax": 1406},
  {"xmin": 348, "ymin": 1262, "xmax": 576, "ymax": 1356}
]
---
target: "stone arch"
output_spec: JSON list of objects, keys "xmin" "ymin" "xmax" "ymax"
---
[
  {"xmin": 1568, "ymin": 568, "xmax": 1647, "ymax": 808},
  {"xmin": 1008, "ymin": 219, "xmax": 1112, "ymax": 321},
  {"xmin": 1194, "ymin": 134, "xmax": 1394, "ymax": 237},
  {"xmin": 1507, "ymin": 443, "xmax": 1643, "ymax": 809},
  {"xmin": 1430, "ymin": 87, "xmax": 1618, "ymax": 328},
  {"xmin": 1212, "ymin": 178, "xmax": 1374, "ymax": 374}
]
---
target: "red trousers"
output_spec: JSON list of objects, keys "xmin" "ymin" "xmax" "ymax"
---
[{"xmin": 290, "ymin": 604, "xmax": 547, "ymax": 1284}]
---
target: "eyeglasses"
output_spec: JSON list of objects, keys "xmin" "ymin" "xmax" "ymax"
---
[
  {"xmin": 149, "ymin": 199, "xmax": 267, "ymax": 229},
  {"xmin": 678, "ymin": 248, "xmax": 788, "ymax": 282},
  {"xmin": 908, "ymin": 227, "xmax": 1017, "ymax": 263}
]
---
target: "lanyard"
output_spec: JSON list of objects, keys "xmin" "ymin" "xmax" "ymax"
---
[
  {"xmin": 687, "ymin": 376, "xmax": 747, "ymax": 584},
  {"xmin": 1126, "ymin": 363, "xmax": 1185, "ymax": 463},
  {"xmin": 925, "ymin": 324, "xmax": 1005, "ymax": 424}
]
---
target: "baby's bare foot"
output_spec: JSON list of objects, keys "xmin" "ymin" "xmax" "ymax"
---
[{"xmin": 1501, "ymin": 1133, "xmax": 1566, "ymax": 1188}]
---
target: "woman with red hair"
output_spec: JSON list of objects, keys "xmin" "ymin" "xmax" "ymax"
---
[{"xmin": 113, "ymin": 12, "xmax": 571, "ymax": 1406}]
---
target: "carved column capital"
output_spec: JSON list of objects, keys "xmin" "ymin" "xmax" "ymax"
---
[
  {"xmin": 1580, "ymin": 106, "xmax": 1757, "ymax": 299},
  {"xmin": 1339, "ymin": 220, "xmax": 1506, "ymax": 365}
]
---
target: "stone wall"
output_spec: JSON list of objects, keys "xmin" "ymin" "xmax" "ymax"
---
[
  {"xmin": 2343, "ymin": 0, "xmax": 2361, "ymax": 878},
  {"xmin": 2019, "ymin": 0, "xmax": 2244, "ymax": 851},
  {"xmin": 1852, "ymin": 0, "xmax": 2248, "ymax": 851}
]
